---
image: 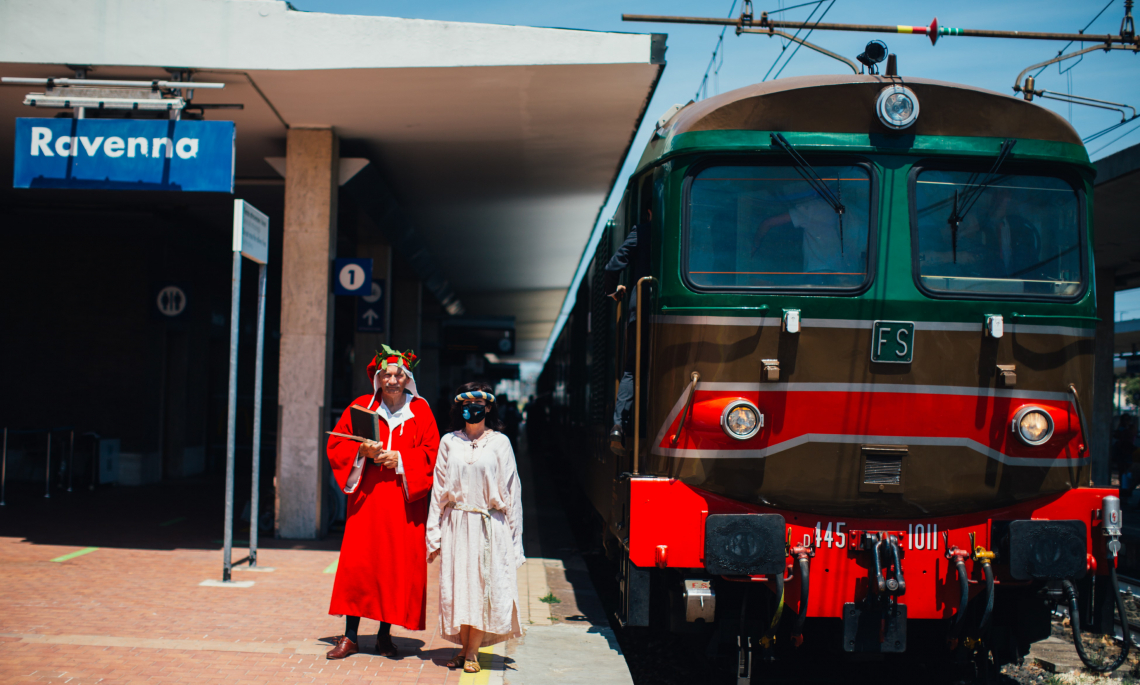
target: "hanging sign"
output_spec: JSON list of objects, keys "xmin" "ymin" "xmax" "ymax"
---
[
  {"xmin": 334, "ymin": 258, "xmax": 372, "ymax": 296},
  {"xmin": 13, "ymin": 118, "xmax": 235, "ymax": 192},
  {"xmin": 356, "ymin": 279, "xmax": 386, "ymax": 333},
  {"xmin": 233, "ymin": 200, "xmax": 269, "ymax": 264}
]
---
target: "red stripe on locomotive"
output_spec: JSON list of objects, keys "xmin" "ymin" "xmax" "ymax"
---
[{"xmin": 657, "ymin": 388, "xmax": 1085, "ymax": 464}]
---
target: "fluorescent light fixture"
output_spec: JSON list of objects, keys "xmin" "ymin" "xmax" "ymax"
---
[{"xmin": 24, "ymin": 94, "xmax": 186, "ymax": 110}]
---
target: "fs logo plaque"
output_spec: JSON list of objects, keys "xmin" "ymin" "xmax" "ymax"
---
[{"xmin": 871, "ymin": 321, "xmax": 914, "ymax": 364}]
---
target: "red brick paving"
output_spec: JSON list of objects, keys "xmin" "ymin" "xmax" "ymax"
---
[{"xmin": 0, "ymin": 538, "xmax": 467, "ymax": 684}]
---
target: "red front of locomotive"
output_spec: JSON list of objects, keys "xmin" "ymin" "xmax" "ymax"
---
[{"xmin": 629, "ymin": 478, "xmax": 1117, "ymax": 624}]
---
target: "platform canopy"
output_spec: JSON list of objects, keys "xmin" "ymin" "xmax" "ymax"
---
[
  {"xmin": 1092, "ymin": 143, "xmax": 1140, "ymax": 356},
  {"xmin": 1096, "ymin": 144, "xmax": 1140, "ymax": 292},
  {"xmin": 0, "ymin": 0, "xmax": 665, "ymax": 360}
]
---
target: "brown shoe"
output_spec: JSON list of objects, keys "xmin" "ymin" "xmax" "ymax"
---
[
  {"xmin": 326, "ymin": 636, "xmax": 358, "ymax": 660},
  {"xmin": 376, "ymin": 636, "xmax": 398, "ymax": 658}
]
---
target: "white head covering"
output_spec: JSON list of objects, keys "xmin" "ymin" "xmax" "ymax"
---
[{"xmin": 372, "ymin": 363, "xmax": 421, "ymax": 407}]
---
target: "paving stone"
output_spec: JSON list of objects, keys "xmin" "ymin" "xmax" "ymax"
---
[{"xmin": 0, "ymin": 538, "xmax": 478, "ymax": 684}]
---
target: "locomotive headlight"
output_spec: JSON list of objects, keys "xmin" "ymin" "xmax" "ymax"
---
[
  {"xmin": 722, "ymin": 400, "xmax": 763, "ymax": 441},
  {"xmin": 1012, "ymin": 406, "xmax": 1054, "ymax": 446},
  {"xmin": 875, "ymin": 85, "xmax": 920, "ymax": 130}
]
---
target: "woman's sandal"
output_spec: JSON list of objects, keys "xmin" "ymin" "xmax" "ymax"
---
[
  {"xmin": 463, "ymin": 659, "xmax": 482, "ymax": 673},
  {"xmin": 445, "ymin": 654, "xmax": 466, "ymax": 669}
]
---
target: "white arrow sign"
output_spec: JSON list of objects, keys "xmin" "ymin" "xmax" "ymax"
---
[{"xmin": 361, "ymin": 309, "xmax": 380, "ymax": 325}]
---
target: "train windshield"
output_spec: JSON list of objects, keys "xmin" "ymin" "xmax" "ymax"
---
[
  {"xmin": 913, "ymin": 171, "xmax": 1083, "ymax": 298},
  {"xmin": 686, "ymin": 164, "xmax": 872, "ymax": 290}
]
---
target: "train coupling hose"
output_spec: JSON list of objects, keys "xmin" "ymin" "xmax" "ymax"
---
[
  {"xmin": 967, "ymin": 545, "xmax": 996, "ymax": 649},
  {"xmin": 759, "ymin": 573, "xmax": 785, "ymax": 661},
  {"xmin": 788, "ymin": 543, "xmax": 814, "ymax": 648},
  {"xmin": 1065, "ymin": 495, "xmax": 1131, "ymax": 673},
  {"xmin": 944, "ymin": 532, "xmax": 971, "ymax": 650}
]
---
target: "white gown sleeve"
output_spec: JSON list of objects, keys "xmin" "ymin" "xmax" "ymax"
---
[
  {"xmin": 498, "ymin": 437, "xmax": 525, "ymax": 568},
  {"xmin": 344, "ymin": 450, "xmax": 366, "ymax": 494},
  {"xmin": 395, "ymin": 451, "xmax": 412, "ymax": 500},
  {"xmin": 426, "ymin": 437, "xmax": 449, "ymax": 557}
]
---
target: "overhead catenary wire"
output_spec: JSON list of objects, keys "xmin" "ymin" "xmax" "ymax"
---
[
  {"xmin": 770, "ymin": 0, "xmax": 837, "ymax": 81},
  {"xmin": 1017, "ymin": 0, "xmax": 1138, "ymax": 147},
  {"xmin": 767, "ymin": 0, "xmax": 829, "ymax": 14},
  {"xmin": 1089, "ymin": 116, "xmax": 1140, "ymax": 155},
  {"xmin": 695, "ymin": 1, "xmax": 739, "ymax": 100},
  {"xmin": 759, "ymin": 0, "xmax": 829, "ymax": 81},
  {"xmin": 623, "ymin": 11, "xmax": 1138, "ymax": 44},
  {"xmin": 1033, "ymin": 0, "xmax": 1118, "ymax": 79},
  {"xmin": 694, "ymin": 0, "xmax": 826, "ymax": 98}
]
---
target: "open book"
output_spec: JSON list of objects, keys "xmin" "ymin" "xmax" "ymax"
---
[
  {"xmin": 327, "ymin": 404, "xmax": 382, "ymax": 444},
  {"xmin": 350, "ymin": 404, "xmax": 381, "ymax": 442}
]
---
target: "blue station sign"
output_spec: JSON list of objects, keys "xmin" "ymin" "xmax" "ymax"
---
[
  {"xmin": 13, "ymin": 118, "xmax": 235, "ymax": 192},
  {"xmin": 333, "ymin": 258, "xmax": 373, "ymax": 296},
  {"xmin": 357, "ymin": 279, "xmax": 386, "ymax": 333}
]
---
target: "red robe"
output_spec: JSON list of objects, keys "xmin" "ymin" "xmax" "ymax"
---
[{"xmin": 327, "ymin": 393, "xmax": 440, "ymax": 629}]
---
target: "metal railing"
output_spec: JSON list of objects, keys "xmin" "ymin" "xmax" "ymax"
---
[
  {"xmin": 632, "ymin": 276, "xmax": 658, "ymax": 475},
  {"xmin": 0, "ymin": 427, "xmax": 80, "ymax": 504}
]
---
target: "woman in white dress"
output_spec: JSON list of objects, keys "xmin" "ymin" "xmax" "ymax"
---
[{"xmin": 427, "ymin": 382, "xmax": 524, "ymax": 673}]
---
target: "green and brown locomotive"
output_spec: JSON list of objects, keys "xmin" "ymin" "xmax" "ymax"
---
[{"xmin": 538, "ymin": 72, "xmax": 1127, "ymax": 676}]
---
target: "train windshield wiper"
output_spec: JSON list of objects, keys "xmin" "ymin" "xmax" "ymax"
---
[
  {"xmin": 947, "ymin": 139, "xmax": 1016, "ymax": 263},
  {"xmin": 770, "ymin": 132, "xmax": 846, "ymax": 216},
  {"xmin": 770, "ymin": 132, "xmax": 846, "ymax": 252}
]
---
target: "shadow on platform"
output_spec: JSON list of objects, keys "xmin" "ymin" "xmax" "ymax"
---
[{"xmin": 0, "ymin": 476, "xmax": 341, "ymax": 551}]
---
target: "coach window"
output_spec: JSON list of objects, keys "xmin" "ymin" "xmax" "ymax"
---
[
  {"xmin": 911, "ymin": 170, "xmax": 1084, "ymax": 299},
  {"xmin": 684, "ymin": 163, "xmax": 873, "ymax": 292}
]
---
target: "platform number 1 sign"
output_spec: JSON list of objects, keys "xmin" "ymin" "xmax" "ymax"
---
[
  {"xmin": 334, "ymin": 258, "xmax": 373, "ymax": 296},
  {"xmin": 871, "ymin": 321, "xmax": 914, "ymax": 364}
]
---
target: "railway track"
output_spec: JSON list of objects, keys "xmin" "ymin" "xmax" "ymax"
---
[{"xmin": 1115, "ymin": 574, "xmax": 1140, "ymax": 636}]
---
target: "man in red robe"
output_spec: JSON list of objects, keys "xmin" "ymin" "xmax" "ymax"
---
[{"xmin": 325, "ymin": 345, "xmax": 440, "ymax": 660}]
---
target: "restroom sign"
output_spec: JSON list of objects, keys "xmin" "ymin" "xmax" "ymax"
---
[
  {"xmin": 334, "ymin": 258, "xmax": 372, "ymax": 296},
  {"xmin": 155, "ymin": 285, "xmax": 189, "ymax": 318}
]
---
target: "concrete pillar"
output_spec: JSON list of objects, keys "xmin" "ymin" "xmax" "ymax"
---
[
  {"xmin": 1092, "ymin": 267, "xmax": 1116, "ymax": 487},
  {"xmin": 275, "ymin": 127, "xmax": 339, "ymax": 539}
]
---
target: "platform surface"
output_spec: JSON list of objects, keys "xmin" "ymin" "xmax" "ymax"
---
[
  {"xmin": 505, "ymin": 622, "xmax": 630, "ymax": 685},
  {"xmin": 0, "ymin": 437, "xmax": 631, "ymax": 685},
  {"xmin": 501, "ymin": 434, "xmax": 634, "ymax": 685}
]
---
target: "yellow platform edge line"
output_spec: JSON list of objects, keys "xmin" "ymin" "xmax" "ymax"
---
[{"xmin": 457, "ymin": 645, "xmax": 497, "ymax": 685}]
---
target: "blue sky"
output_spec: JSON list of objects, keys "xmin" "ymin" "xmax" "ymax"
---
[{"xmin": 292, "ymin": 0, "xmax": 1140, "ymax": 324}]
